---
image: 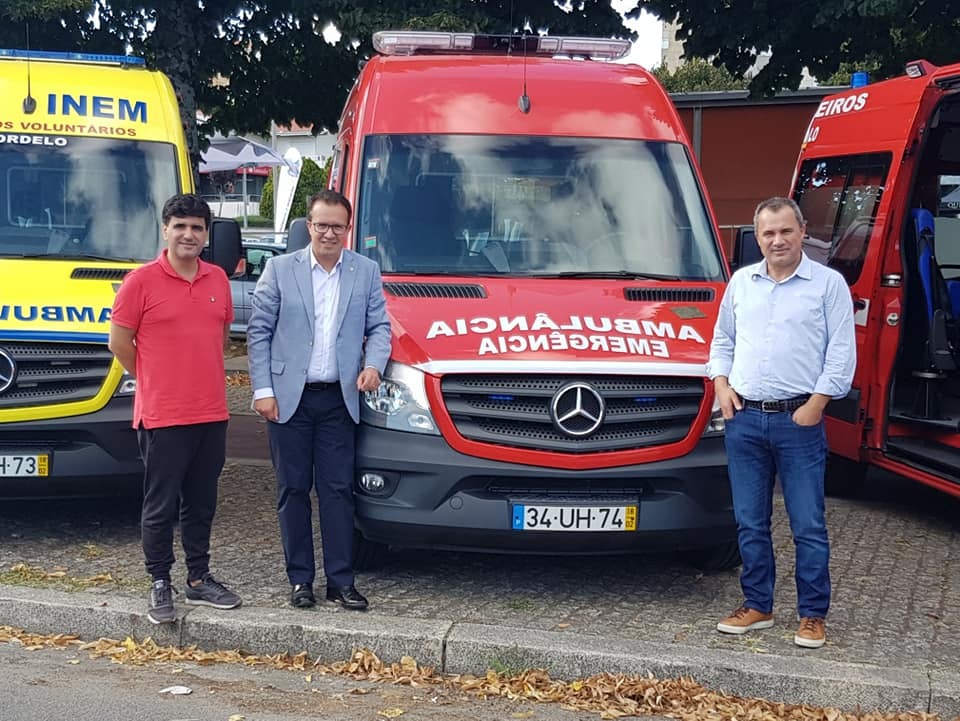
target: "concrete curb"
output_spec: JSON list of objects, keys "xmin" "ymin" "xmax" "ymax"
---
[{"xmin": 1, "ymin": 586, "xmax": 957, "ymax": 716}]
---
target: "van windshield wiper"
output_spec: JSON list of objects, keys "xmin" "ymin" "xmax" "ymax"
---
[
  {"xmin": 59, "ymin": 253, "xmax": 140, "ymax": 263},
  {"xmin": 534, "ymin": 270, "xmax": 685, "ymax": 281}
]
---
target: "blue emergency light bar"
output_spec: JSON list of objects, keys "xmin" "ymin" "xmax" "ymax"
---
[{"xmin": 0, "ymin": 49, "xmax": 145, "ymax": 66}]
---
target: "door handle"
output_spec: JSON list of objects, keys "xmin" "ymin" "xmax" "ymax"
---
[{"xmin": 853, "ymin": 298, "xmax": 867, "ymax": 311}]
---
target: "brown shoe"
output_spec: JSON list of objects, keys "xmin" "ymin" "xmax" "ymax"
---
[
  {"xmin": 795, "ymin": 617, "xmax": 826, "ymax": 648},
  {"xmin": 717, "ymin": 605, "xmax": 774, "ymax": 634}
]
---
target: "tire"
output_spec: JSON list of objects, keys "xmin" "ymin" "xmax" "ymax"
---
[
  {"xmin": 352, "ymin": 531, "xmax": 389, "ymax": 571},
  {"xmin": 824, "ymin": 453, "xmax": 867, "ymax": 497},
  {"xmin": 685, "ymin": 540, "xmax": 742, "ymax": 573}
]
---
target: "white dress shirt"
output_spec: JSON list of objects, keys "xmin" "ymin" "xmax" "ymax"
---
[{"xmin": 306, "ymin": 249, "xmax": 341, "ymax": 383}]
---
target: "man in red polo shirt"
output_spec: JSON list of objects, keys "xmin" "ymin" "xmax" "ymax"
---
[{"xmin": 109, "ymin": 193, "xmax": 241, "ymax": 624}]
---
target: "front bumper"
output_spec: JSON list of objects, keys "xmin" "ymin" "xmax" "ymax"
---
[
  {"xmin": 355, "ymin": 426, "xmax": 735, "ymax": 554},
  {"xmin": 0, "ymin": 395, "xmax": 142, "ymax": 498}
]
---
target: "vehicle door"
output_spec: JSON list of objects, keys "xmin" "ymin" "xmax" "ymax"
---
[{"xmin": 237, "ymin": 246, "xmax": 280, "ymax": 330}]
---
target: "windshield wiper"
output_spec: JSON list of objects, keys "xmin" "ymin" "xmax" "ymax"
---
[
  {"xmin": 535, "ymin": 271, "xmax": 685, "ymax": 281},
  {"xmin": 23, "ymin": 252, "xmax": 140, "ymax": 263}
]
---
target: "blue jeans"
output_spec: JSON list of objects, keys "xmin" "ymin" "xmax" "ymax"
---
[{"xmin": 724, "ymin": 407, "xmax": 830, "ymax": 618}]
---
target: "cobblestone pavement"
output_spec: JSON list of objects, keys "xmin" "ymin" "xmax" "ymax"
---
[{"xmin": 1, "ymin": 374, "xmax": 958, "ymax": 678}]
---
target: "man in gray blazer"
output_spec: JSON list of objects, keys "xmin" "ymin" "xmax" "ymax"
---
[{"xmin": 247, "ymin": 190, "xmax": 391, "ymax": 610}]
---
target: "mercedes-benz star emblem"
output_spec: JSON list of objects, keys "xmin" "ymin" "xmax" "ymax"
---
[
  {"xmin": 550, "ymin": 382, "xmax": 605, "ymax": 437},
  {"xmin": 0, "ymin": 347, "xmax": 16, "ymax": 396}
]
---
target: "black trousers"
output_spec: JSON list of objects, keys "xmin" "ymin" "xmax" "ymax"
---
[
  {"xmin": 137, "ymin": 421, "xmax": 227, "ymax": 583},
  {"xmin": 267, "ymin": 386, "xmax": 356, "ymax": 588}
]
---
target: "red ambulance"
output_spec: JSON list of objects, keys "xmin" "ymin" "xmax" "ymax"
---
[
  {"xmin": 318, "ymin": 31, "xmax": 738, "ymax": 568},
  {"xmin": 786, "ymin": 60, "xmax": 960, "ymax": 497}
]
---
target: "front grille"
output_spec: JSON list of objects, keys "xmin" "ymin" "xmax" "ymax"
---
[
  {"xmin": 440, "ymin": 374, "xmax": 704, "ymax": 453},
  {"xmin": 71, "ymin": 267, "xmax": 131, "ymax": 281},
  {"xmin": 384, "ymin": 282, "xmax": 486, "ymax": 299},
  {"xmin": 624, "ymin": 287, "xmax": 714, "ymax": 302},
  {"xmin": 0, "ymin": 341, "xmax": 113, "ymax": 409}
]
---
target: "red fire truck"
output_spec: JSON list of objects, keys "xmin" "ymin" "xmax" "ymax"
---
[
  {"xmin": 305, "ymin": 31, "xmax": 739, "ymax": 568},
  {"xmin": 782, "ymin": 60, "xmax": 960, "ymax": 497}
]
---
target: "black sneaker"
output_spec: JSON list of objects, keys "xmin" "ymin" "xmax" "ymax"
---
[
  {"xmin": 184, "ymin": 574, "xmax": 242, "ymax": 610},
  {"xmin": 147, "ymin": 579, "xmax": 177, "ymax": 624}
]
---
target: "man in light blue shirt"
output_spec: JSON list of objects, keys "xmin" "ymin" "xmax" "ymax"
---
[{"xmin": 707, "ymin": 197, "xmax": 855, "ymax": 649}]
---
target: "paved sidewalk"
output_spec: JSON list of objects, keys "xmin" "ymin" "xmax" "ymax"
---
[{"xmin": 1, "ymin": 361, "xmax": 958, "ymax": 715}]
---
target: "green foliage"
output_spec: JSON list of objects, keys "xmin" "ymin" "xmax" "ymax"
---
[
  {"xmin": 290, "ymin": 157, "xmax": 328, "ymax": 222},
  {"xmin": 819, "ymin": 59, "xmax": 885, "ymax": 86},
  {"xmin": 2, "ymin": 0, "xmax": 85, "ymax": 21},
  {"xmin": 259, "ymin": 156, "xmax": 333, "ymax": 227},
  {"xmin": 260, "ymin": 173, "xmax": 275, "ymax": 222},
  {"xmin": 0, "ymin": 1, "xmax": 629, "ymax": 166},
  {"xmin": 652, "ymin": 58, "xmax": 746, "ymax": 93},
  {"xmin": 633, "ymin": 1, "xmax": 960, "ymax": 95},
  {"xmin": 234, "ymin": 214, "xmax": 272, "ymax": 227}
]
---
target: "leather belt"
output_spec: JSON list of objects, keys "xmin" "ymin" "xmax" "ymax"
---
[
  {"xmin": 304, "ymin": 381, "xmax": 337, "ymax": 391},
  {"xmin": 742, "ymin": 395, "xmax": 810, "ymax": 413}
]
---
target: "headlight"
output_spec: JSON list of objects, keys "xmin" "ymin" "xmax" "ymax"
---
[
  {"xmin": 701, "ymin": 396, "xmax": 725, "ymax": 437},
  {"xmin": 113, "ymin": 371, "xmax": 136, "ymax": 396},
  {"xmin": 361, "ymin": 362, "xmax": 439, "ymax": 435}
]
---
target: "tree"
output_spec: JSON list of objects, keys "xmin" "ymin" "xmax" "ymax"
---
[
  {"xmin": 653, "ymin": 58, "xmax": 746, "ymax": 93},
  {"xmin": 2, "ymin": 0, "xmax": 86, "ymax": 21},
  {"xmin": 633, "ymin": 1, "xmax": 960, "ymax": 95},
  {"xmin": 0, "ymin": 1, "xmax": 629, "ymax": 161},
  {"xmin": 260, "ymin": 156, "xmax": 333, "ymax": 227}
]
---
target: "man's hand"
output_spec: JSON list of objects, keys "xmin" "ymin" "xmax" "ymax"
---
[
  {"xmin": 714, "ymin": 379, "xmax": 743, "ymax": 420},
  {"xmin": 253, "ymin": 397, "xmax": 279, "ymax": 422},
  {"xmin": 792, "ymin": 394, "xmax": 830, "ymax": 426},
  {"xmin": 357, "ymin": 367, "xmax": 381, "ymax": 392}
]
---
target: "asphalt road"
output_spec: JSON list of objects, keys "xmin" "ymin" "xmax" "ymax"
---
[{"xmin": 0, "ymin": 641, "xmax": 610, "ymax": 721}]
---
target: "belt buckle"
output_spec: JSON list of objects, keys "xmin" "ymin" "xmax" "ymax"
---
[{"xmin": 760, "ymin": 400, "xmax": 781, "ymax": 413}]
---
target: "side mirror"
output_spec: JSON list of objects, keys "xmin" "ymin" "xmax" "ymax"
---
[
  {"xmin": 730, "ymin": 225, "xmax": 761, "ymax": 272},
  {"xmin": 203, "ymin": 217, "xmax": 243, "ymax": 277},
  {"xmin": 285, "ymin": 217, "xmax": 310, "ymax": 253}
]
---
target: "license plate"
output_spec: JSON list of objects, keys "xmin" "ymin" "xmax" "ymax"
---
[
  {"xmin": 511, "ymin": 504, "xmax": 637, "ymax": 532},
  {"xmin": 0, "ymin": 454, "xmax": 49, "ymax": 477}
]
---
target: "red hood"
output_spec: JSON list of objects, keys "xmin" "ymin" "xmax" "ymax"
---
[{"xmin": 385, "ymin": 278, "xmax": 721, "ymax": 369}]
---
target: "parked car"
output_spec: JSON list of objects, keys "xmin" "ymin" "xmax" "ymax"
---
[{"xmin": 230, "ymin": 242, "xmax": 283, "ymax": 335}]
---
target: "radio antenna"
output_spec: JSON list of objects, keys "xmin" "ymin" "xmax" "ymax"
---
[
  {"xmin": 22, "ymin": 23, "xmax": 37, "ymax": 114},
  {"xmin": 518, "ymin": 32, "xmax": 531, "ymax": 114}
]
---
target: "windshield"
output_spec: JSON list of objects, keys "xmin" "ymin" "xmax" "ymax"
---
[
  {"xmin": 0, "ymin": 136, "xmax": 179, "ymax": 261},
  {"xmin": 356, "ymin": 134, "xmax": 723, "ymax": 280}
]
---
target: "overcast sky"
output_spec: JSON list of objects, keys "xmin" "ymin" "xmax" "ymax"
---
[{"xmin": 612, "ymin": 1, "xmax": 663, "ymax": 69}]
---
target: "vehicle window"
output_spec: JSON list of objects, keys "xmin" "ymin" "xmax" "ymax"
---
[
  {"xmin": 243, "ymin": 247, "xmax": 276, "ymax": 280},
  {"xmin": 793, "ymin": 152, "xmax": 891, "ymax": 285},
  {"xmin": 355, "ymin": 134, "xmax": 724, "ymax": 280},
  {"xmin": 0, "ymin": 137, "xmax": 178, "ymax": 261}
]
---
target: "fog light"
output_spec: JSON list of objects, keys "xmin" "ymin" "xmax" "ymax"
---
[{"xmin": 360, "ymin": 472, "xmax": 387, "ymax": 493}]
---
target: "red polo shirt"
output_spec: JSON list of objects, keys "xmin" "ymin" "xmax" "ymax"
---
[{"xmin": 112, "ymin": 250, "xmax": 233, "ymax": 429}]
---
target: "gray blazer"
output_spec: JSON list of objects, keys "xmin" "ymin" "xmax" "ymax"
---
[{"xmin": 247, "ymin": 246, "xmax": 392, "ymax": 424}]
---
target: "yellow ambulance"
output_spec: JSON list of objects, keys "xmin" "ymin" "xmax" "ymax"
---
[{"xmin": 0, "ymin": 50, "xmax": 239, "ymax": 497}]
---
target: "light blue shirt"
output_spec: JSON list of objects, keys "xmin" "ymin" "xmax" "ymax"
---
[{"xmin": 707, "ymin": 253, "xmax": 856, "ymax": 400}]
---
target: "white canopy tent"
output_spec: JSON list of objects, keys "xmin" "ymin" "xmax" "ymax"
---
[{"xmin": 200, "ymin": 137, "xmax": 293, "ymax": 228}]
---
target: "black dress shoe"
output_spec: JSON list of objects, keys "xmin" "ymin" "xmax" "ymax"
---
[
  {"xmin": 326, "ymin": 584, "xmax": 369, "ymax": 610},
  {"xmin": 290, "ymin": 583, "xmax": 315, "ymax": 608}
]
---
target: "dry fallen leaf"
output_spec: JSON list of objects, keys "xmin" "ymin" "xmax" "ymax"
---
[
  {"xmin": 0, "ymin": 626, "xmax": 947, "ymax": 721},
  {"xmin": 228, "ymin": 715, "xmax": 246, "ymax": 721}
]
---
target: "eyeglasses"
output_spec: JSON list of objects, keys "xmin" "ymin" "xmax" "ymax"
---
[{"xmin": 307, "ymin": 222, "xmax": 349, "ymax": 235}]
